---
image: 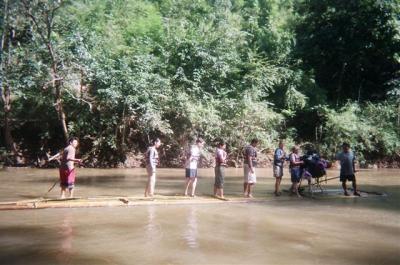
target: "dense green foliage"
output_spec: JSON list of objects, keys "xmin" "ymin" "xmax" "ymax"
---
[{"xmin": 1, "ymin": 0, "xmax": 399, "ymax": 167}]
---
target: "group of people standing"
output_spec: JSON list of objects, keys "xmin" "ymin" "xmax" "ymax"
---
[
  {"xmin": 56, "ymin": 137, "xmax": 360, "ymax": 199},
  {"xmin": 272, "ymin": 141, "xmax": 360, "ymax": 197}
]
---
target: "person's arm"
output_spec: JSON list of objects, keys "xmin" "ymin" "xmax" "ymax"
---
[
  {"xmin": 352, "ymin": 153, "xmax": 356, "ymax": 173},
  {"xmin": 279, "ymin": 150, "xmax": 285, "ymax": 161},
  {"xmin": 48, "ymin": 152, "xmax": 61, "ymax": 162},
  {"xmin": 150, "ymin": 148, "xmax": 157, "ymax": 169},
  {"xmin": 247, "ymin": 149, "xmax": 254, "ymax": 173},
  {"xmin": 221, "ymin": 150, "xmax": 227, "ymax": 165},
  {"xmin": 66, "ymin": 148, "xmax": 81, "ymax": 163},
  {"xmin": 290, "ymin": 154, "xmax": 303, "ymax": 166},
  {"xmin": 217, "ymin": 150, "xmax": 227, "ymax": 166}
]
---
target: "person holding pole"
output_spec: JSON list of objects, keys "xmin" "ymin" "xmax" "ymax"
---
[{"xmin": 59, "ymin": 137, "xmax": 81, "ymax": 199}]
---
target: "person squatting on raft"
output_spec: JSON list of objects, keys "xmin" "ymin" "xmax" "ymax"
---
[
  {"xmin": 243, "ymin": 139, "xmax": 259, "ymax": 198},
  {"xmin": 273, "ymin": 141, "xmax": 286, "ymax": 196},
  {"xmin": 59, "ymin": 137, "xmax": 81, "ymax": 199},
  {"xmin": 289, "ymin": 145, "xmax": 304, "ymax": 198},
  {"xmin": 184, "ymin": 138, "xmax": 205, "ymax": 197},
  {"xmin": 336, "ymin": 142, "xmax": 360, "ymax": 196},
  {"xmin": 144, "ymin": 138, "xmax": 162, "ymax": 197},
  {"xmin": 214, "ymin": 141, "xmax": 227, "ymax": 198}
]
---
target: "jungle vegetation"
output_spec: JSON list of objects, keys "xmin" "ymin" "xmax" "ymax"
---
[{"xmin": 1, "ymin": 0, "xmax": 399, "ymax": 167}]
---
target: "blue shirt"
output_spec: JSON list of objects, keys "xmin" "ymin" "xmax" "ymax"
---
[
  {"xmin": 274, "ymin": 148, "xmax": 284, "ymax": 167},
  {"xmin": 336, "ymin": 151, "xmax": 355, "ymax": 175}
]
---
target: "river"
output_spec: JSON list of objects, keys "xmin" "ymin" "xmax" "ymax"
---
[{"xmin": 0, "ymin": 168, "xmax": 399, "ymax": 264}]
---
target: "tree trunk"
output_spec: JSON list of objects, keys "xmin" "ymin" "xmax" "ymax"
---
[
  {"xmin": 3, "ymin": 86, "xmax": 16, "ymax": 153},
  {"xmin": 52, "ymin": 66, "xmax": 69, "ymax": 141},
  {"xmin": 1, "ymin": 0, "xmax": 17, "ymax": 154}
]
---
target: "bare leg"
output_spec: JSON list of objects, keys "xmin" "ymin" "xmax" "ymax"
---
[
  {"xmin": 149, "ymin": 173, "xmax": 156, "ymax": 196},
  {"xmin": 69, "ymin": 188, "xmax": 74, "ymax": 198},
  {"xmin": 247, "ymin": 183, "xmax": 254, "ymax": 198},
  {"xmin": 60, "ymin": 188, "xmax": 66, "ymax": 199},
  {"xmin": 220, "ymin": 188, "xmax": 224, "ymax": 198},
  {"xmin": 274, "ymin": 177, "xmax": 282, "ymax": 195},
  {"xmin": 342, "ymin": 181, "xmax": 349, "ymax": 196},
  {"xmin": 144, "ymin": 181, "xmax": 149, "ymax": 197},
  {"xmin": 191, "ymin": 178, "xmax": 197, "ymax": 196},
  {"xmin": 352, "ymin": 178, "xmax": 360, "ymax": 196},
  {"xmin": 290, "ymin": 183, "xmax": 295, "ymax": 194},
  {"xmin": 243, "ymin": 182, "xmax": 248, "ymax": 196},
  {"xmin": 184, "ymin": 178, "xmax": 191, "ymax": 196},
  {"xmin": 294, "ymin": 183, "xmax": 302, "ymax": 198}
]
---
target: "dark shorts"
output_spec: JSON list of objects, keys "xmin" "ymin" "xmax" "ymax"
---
[
  {"xmin": 214, "ymin": 166, "xmax": 225, "ymax": 188},
  {"xmin": 59, "ymin": 168, "xmax": 76, "ymax": 189},
  {"xmin": 340, "ymin": 174, "xmax": 355, "ymax": 182},
  {"xmin": 290, "ymin": 167, "xmax": 302, "ymax": 183},
  {"xmin": 185, "ymin": 168, "xmax": 198, "ymax": 178}
]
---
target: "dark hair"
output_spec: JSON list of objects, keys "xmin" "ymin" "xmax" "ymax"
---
[
  {"xmin": 342, "ymin": 142, "xmax": 350, "ymax": 148},
  {"xmin": 152, "ymin": 138, "xmax": 161, "ymax": 145},
  {"xmin": 196, "ymin": 138, "xmax": 204, "ymax": 144},
  {"xmin": 251, "ymin": 138, "xmax": 259, "ymax": 144},
  {"xmin": 68, "ymin": 137, "xmax": 78, "ymax": 144},
  {"xmin": 217, "ymin": 141, "xmax": 225, "ymax": 147}
]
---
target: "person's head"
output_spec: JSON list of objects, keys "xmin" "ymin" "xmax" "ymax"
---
[
  {"xmin": 217, "ymin": 141, "xmax": 226, "ymax": 150},
  {"xmin": 153, "ymin": 138, "xmax": 162, "ymax": 148},
  {"xmin": 68, "ymin": 137, "xmax": 79, "ymax": 148},
  {"xmin": 342, "ymin": 142, "xmax": 350, "ymax": 152},
  {"xmin": 278, "ymin": 141, "xmax": 284, "ymax": 149},
  {"xmin": 250, "ymin": 138, "xmax": 259, "ymax": 147},
  {"xmin": 196, "ymin": 138, "xmax": 205, "ymax": 148},
  {"xmin": 291, "ymin": 145, "xmax": 300, "ymax": 154}
]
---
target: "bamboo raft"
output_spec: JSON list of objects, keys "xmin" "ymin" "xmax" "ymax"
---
[{"xmin": 0, "ymin": 195, "xmax": 269, "ymax": 211}]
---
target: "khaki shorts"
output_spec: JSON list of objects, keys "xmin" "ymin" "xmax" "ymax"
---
[{"xmin": 273, "ymin": 165, "xmax": 283, "ymax": 178}]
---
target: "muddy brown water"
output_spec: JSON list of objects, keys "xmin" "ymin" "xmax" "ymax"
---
[{"xmin": 0, "ymin": 168, "xmax": 399, "ymax": 265}]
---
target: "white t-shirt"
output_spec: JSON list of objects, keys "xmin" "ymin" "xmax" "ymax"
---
[{"xmin": 185, "ymin": 145, "xmax": 201, "ymax": 169}]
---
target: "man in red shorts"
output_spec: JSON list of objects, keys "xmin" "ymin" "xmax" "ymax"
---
[{"xmin": 59, "ymin": 137, "xmax": 81, "ymax": 198}]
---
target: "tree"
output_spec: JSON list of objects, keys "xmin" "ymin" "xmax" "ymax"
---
[
  {"xmin": 295, "ymin": 0, "xmax": 400, "ymax": 105},
  {"xmin": 1, "ymin": 0, "xmax": 19, "ymax": 154},
  {"xmin": 21, "ymin": 0, "xmax": 69, "ymax": 141}
]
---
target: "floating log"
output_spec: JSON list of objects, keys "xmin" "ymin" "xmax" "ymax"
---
[{"xmin": 0, "ymin": 195, "xmax": 268, "ymax": 211}]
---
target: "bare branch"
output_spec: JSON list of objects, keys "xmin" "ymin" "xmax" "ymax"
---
[{"xmin": 64, "ymin": 88, "xmax": 93, "ymax": 111}]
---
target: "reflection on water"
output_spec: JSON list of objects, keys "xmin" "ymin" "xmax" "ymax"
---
[
  {"xmin": 183, "ymin": 207, "xmax": 198, "ymax": 249},
  {"xmin": 145, "ymin": 206, "xmax": 162, "ymax": 243},
  {"xmin": 57, "ymin": 212, "xmax": 73, "ymax": 263}
]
